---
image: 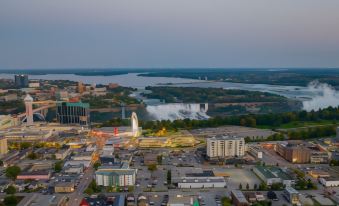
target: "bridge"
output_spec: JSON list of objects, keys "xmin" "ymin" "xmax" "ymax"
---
[{"xmin": 18, "ymin": 96, "xmax": 59, "ymax": 125}]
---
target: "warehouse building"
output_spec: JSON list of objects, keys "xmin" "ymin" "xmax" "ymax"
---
[
  {"xmin": 253, "ymin": 166, "xmax": 294, "ymax": 186},
  {"xmin": 174, "ymin": 176, "xmax": 226, "ymax": 189}
]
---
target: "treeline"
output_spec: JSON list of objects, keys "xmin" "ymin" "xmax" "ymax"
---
[
  {"xmin": 287, "ymin": 125, "xmax": 337, "ymax": 140},
  {"xmin": 136, "ymin": 107, "xmax": 339, "ymax": 140}
]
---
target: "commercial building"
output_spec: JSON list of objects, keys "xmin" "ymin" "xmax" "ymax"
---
[
  {"xmin": 64, "ymin": 160, "xmax": 91, "ymax": 168},
  {"xmin": 310, "ymin": 151, "xmax": 329, "ymax": 164},
  {"xmin": 95, "ymin": 163, "xmax": 137, "ymax": 187},
  {"xmin": 0, "ymin": 93, "xmax": 18, "ymax": 102},
  {"xmin": 71, "ymin": 151, "xmax": 95, "ymax": 161},
  {"xmin": 253, "ymin": 166, "xmax": 294, "ymax": 186},
  {"xmin": 143, "ymin": 153, "xmax": 158, "ymax": 166},
  {"xmin": 28, "ymin": 81, "xmax": 40, "ymax": 88},
  {"xmin": 14, "ymin": 74, "xmax": 29, "ymax": 87},
  {"xmin": 56, "ymin": 102, "xmax": 90, "ymax": 126},
  {"xmin": 247, "ymin": 144, "xmax": 263, "ymax": 159},
  {"xmin": 17, "ymin": 171, "xmax": 51, "ymax": 180},
  {"xmin": 319, "ymin": 177, "xmax": 339, "ymax": 187},
  {"xmin": 0, "ymin": 115, "xmax": 17, "ymax": 130},
  {"xmin": 283, "ymin": 186, "xmax": 300, "ymax": 205},
  {"xmin": 231, "ymin": 190, "xmax": 249, "ymax": 206},
  {"xmin": 206, "ymin": 135, "xmax": 245, "ymax": 159},
  {"xmin": 64, "ymin": 165, "xmax": 84, "ymax": 174},
  {"xmin": 276, "ymin": 142, "xmax": 310, "ymax": 164},
  {"xmin": 138, "ymin": 137, "xmax": 168, "ymax": 148},
  {"xmin": 54, "ymin": 182, "xmax": 75, "ymax": 193},
  {"xmin": 55, "ymin": 148, "xmax": 70, "ymax": 160},
  {"xmin": 175, "ymin": 176, "xmax": 226, "ymax": 189},
  {"xmin": 80, "ymin": 195, "xmax": 125, "ymax": 206},
  {"xmin": 0, "ymin": 136, "xmax": 8, "ymax": 155}
]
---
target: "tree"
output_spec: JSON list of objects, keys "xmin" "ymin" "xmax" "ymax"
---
[
  {"xmin": 27, "ymin": 152, "xmax": 38, "ymax": 160},
  {"xmin": 259, "ymin": 182, "xmax": 268, "ymax": 191},
  {"xmin": 5, "ymin": 166, "xmax": 21, "ymax": 181},
  {"xmin": 5, "ymin": 185, "xmax": 16, "ymax": 194},
  {"xmin": 93, "ymin": 162, "xmax": 101, "ymax": 170},
  {"xmin": 246, "ymin": 183, "xmax": 250, "ymax": 190},
  {"xmin": 54, "ymin": 161, "xmax": 63, "ymax": 173},
  {"xmin": 239, "ymin": 183, "xmax": 243, "ymax": 190},
  {"xmin": 19, "ymin": 142, "xmax": 32, "ymax": 150},
  {"xmin": 167, "ymin": 170, "xmax": 172, "ymax": 184},
  {"xmin": 3, "ymin": 195, "xmax": 18, "ymax": 206},
  {"xmin": 157, "ymin": 155, "xmax": 163, "ymax": 165},
  {"xmin": 148, "ymin": 164, "xmax": 157, "ymax": 171}
]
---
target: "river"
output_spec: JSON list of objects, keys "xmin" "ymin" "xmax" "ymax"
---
[{"xmin": 1, "ymin": 73, "xmax": 338, "ymax": 120}]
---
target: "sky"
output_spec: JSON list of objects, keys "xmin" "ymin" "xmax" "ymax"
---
[{"xmin": 1, "ymin": 0, "xmax": 339, "ymax": 69}]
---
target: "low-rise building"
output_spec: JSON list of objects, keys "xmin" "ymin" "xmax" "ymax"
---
[
  {"xmin": 175, "ymin": 176, "xmax": 226, "ymax": 189},
  {"xmin": 319, "ymin": 177, "xmax": 339, "ymax": 187},
  {"xmin": 54, "ymin": 182, "xmax": 75, "ymax": 193},
  {"xmin": 0, "ymin": 136, "xmax": 8, "ymax": 155},
  {"xmin": 64, "ymin": 165, "xmax": 84, "ymax": 174},
  {"xmin": 283, "ymin": 186, "xmax": 300, "ymax": 205},
  {"xmin": 64, "ymin": 160, "xmax": 91, "ymax": 168},
  {"xmin": 71, "ymin": 151, "xmax": 94, "ymax": 161},
  {"xmin": 253, "ymin": 166, "xmax": 294, "ymax": 186},
  {"xmin": 231, "ymin": 190, "xmax": 249, "ymax": 206},
  {"xmin": 55, "ymin": 148, "xmax": 70, "ymax": 160},
  {"xmin": 143, "ymin": 153, "xmax": 158, "ymax": 166},
  {"xmin": 247, "ymin": 144, "xmax": 263, "ymax": 159},
  {"xmin": 17, "ymin": 171, "xmax": 51, "ymax": 180}
]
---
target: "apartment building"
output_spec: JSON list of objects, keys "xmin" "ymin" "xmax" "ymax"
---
[{"xmin": 207, "ymin": 135, "xmax": 245, "ymax": 159}]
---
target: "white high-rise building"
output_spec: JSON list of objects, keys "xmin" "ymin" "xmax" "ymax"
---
[{"xmin": 206, "ymin": 135, "xmax": 245, "ymax": 158}]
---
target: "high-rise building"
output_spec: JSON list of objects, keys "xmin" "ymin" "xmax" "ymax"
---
[
  {"xmin": 206, "ymin": 135, "xmax": 245, "ymax": 159},
  {"xmin": 56, "ymin": 102, "xmax": 90, "ymax": 126},
  {"xmin": 0, "ymin": 136, "xmax": 8, "ymax": 155},
  {"xmin": 77, "ymin": 81, "xmax": 85, "ymax": 94},
  {"xmin": 24, "ymin": 94, "xmax": 34, "ymax": 126},
  {"xmin": 14, "ymin": 74, "xmax": 29, "ymax": 88}
]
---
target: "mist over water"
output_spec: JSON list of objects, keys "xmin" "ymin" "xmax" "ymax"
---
[
  {"xmin": 146, "ymin": 103, "xmax": 209, "ymax": 120},
  {"xmin": 302, "ymin": 81, "xmax": 339, "ymax": 111}
]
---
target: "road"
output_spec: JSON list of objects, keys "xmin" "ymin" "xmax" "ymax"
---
[{"xmin": 68, "ymin": 167, "xmax": 95, "ymax": 206}]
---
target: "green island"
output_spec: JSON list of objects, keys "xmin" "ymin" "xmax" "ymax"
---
[{"xmin": 142, "ymin": 86, "xmax": 301, "ymax": 115}]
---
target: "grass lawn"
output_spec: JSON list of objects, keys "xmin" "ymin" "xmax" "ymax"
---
[{"xmin": 256, "ymin": 120, "xmax": 337, "ymax": 129}]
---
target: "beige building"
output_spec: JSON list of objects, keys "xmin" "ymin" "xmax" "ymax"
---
[
  {"xmin": 207, "ymin": 135, "xmax": 245, "ymax": 158},
  {"xmin": 54, "ymin": 182, "xmax": 75, "ymax": 193},
  {"xmin": 0, "ymin": 136, "xmax": 8, "ymax": 155}
]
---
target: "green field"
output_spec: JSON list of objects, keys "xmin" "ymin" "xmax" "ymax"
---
[{"xmin": 256, "ymin": 120, "xmax": 337, "ymax": 129}]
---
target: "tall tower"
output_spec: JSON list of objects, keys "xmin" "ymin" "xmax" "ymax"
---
[
  {"xmin": 24, "ymin": 94, "xmax": 34, "ymax": 126},
  {"xmin": 131, "ymin": 112, "xmax": 139, "ymax": 137}
]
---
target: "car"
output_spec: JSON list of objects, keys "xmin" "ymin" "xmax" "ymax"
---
[{"xmin": 267, "ymin": 191, "xmax": 279, "ymax": 201}]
